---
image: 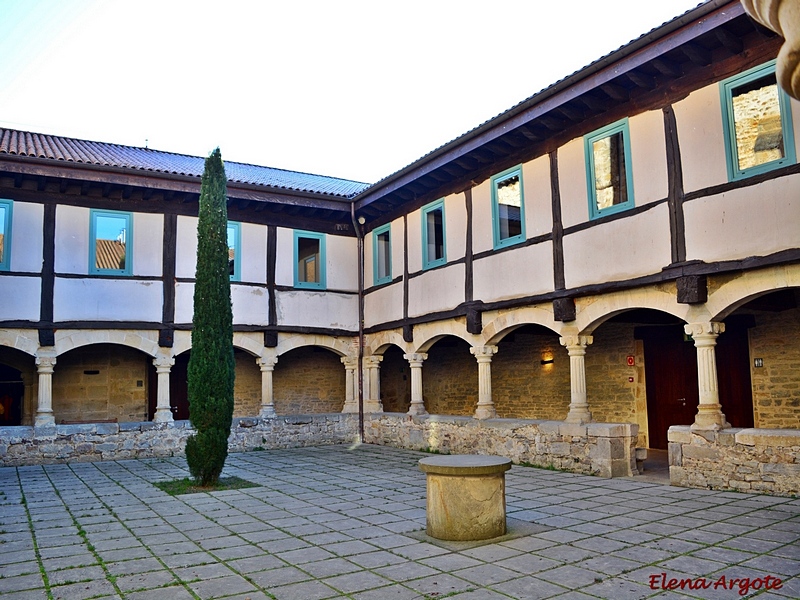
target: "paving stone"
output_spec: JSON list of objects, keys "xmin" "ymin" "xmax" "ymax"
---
[
  {"xmin": 248, "ymin": 565, "xmax": 313, "ymax": 588},
  {"xmin": 323, "ymin": 570, "xmax": 394, "ymax": 594},
  {"xmin": 46, "ymin": 566, "xmax": 107, "ymax": 586},
  {"xmin": 403, "ymin": 573, "xmax": 475, "ymax": 596},
  {"xmin": 373, "ymin": 561, "xmax": 441, "ymax": 582},
  {"xmin": 49, "ymin": 579, "xmax": 118, "ymax": 600},
  {"xmin": 350, "ymin": 583, "xmax": 421, "ymax": 599},
  {"xmin": 125, "ymin": 585, "xmax": 196, "ymax": 600},
  {"xmin": 115, "ymin": 570, "xmax": 176, "ymax": 592},
  {"xmin": 187, "ymin": 573, "xmax": 257, "ymax": 599},
  {"xmin": 0, "ymin": 573, "xmax": 45, "ymax": 593},
  {"xmin": 105, "ymin": 557, "xmax": 164, "ymax": 575}
]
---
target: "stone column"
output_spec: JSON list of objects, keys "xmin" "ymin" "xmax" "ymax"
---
[
  {"xmin": 363, "ymin": 355, "xmax": 384, "ymax": 413},
  {"xmin": 471, "ymin": 346, "xmax": 498, "ymax": 420},
  {"xmin": 404, "ymin": 353, "xmax": 428, "ymax": 416},
  {"xmin": 559, "ymin": 335, "xmax": 593, "ymax": 424},
  {"xmin": 257, "ymin": 355, "xmax": 278, "ymax": 419},
  {"xmin": 685, "ymin": 322, "xmax": 731, "ymax": 430},
  {"xmin": 34, "ymin": 351, "xmax": 57, "ymax": 427},
  {"xmin": 152, "ymin": 354, "xmax": 175, "ymax": 423},
  {"xmin": 741, "ymin": 0, "xmax": 800, "ymax": 99},
  {"xmin": 341, "ymin": 356, "xmax": 359, "ymax": 413}
]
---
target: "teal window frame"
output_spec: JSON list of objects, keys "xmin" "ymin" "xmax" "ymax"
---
[
  {"xmin": 227, "ymin": 221, "xmax": 241, "ymax": 281},
  {"xmin": 421, "ymin": 199, "xmax": 446, "ymax": 270},
  {"xmin": 491, "ymin": 165, "xmax": 526, "ymax": 249},
  {"xmin": 0, "ymin": 199, "xmax": 12, "ymax": 271},
  {"xmin": 720, "ymin": 60, "xmax": 796, "ymax": 181},
  {"xmin": 294, "ymin": 230, "xmax": 326, "ymax": 290},
  {"xmin": 89, "ymin": 209, "xmax": 132, "ymax": 275},
  {"xmin": 372, "ymin": 223, "xmax": 392, "ymax": 285},
  {"xmin": 584, "ymin": 118, "xmax": 635, "ymax": 220}
]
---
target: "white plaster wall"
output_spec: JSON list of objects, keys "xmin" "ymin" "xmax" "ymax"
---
[
  {"xmin": 54, "ymin": 278, "xmax": 162, "ymax": 322},
  {"xmin": 55, "ymin": 205, "xmax": 89, "ymax": 274},
  {"xmin": 0, "ymin": 277, "xmax": 40, "ymax": 321},
  {"xmin": 132, "ymin": 213, "xmax": 163, "ymax": 277},
  {"xmin": 522, "ymin": 155, "xmax": 553, "ymax": 238},
  {"xmin": 327, "ymin": 234, "xmax": 358, "ymax": 292},
  {"xmin": 674, "ymin": 84, "xmax": 728, "ymax": 193},
  {"xmin": 364, "ymin": 282, "xmax": 403, "ymax": 327},
  {"xmin": 473, "ymin": 243, "xmax": 554, "ymax": 302},
  {"xmin": 174, "ymin": 282, "xmax": 194, "ymax": 324},
  {"xmin": 232, "ymin": 285, "xmax": 269, "ymax": 325},
  {"xmin": 406, "ymin": 210, "xmax": 422, "ymax": 273},
  {"xmin": 472, "ymin": 180, "xmax": 493, "ymax": 254},
  {"xmin": 563, "ymin": 204, "xmax": 672, "ymax": 288},
  {"xmin": 10, "ymin": 202, "xmax": 43, "ymax": 273},
  {"xmin": 630, "ymin": 110, "xmax": 668, "ymax": 205},
  {"xmin": 175, "ymin": 216, "xmax": 198, "ymax": 279},
  {"xmin": 241, "ymin": 222, "xmax": 267, "ymax": 284},
  {"xmin": 408, "ymin": 264, "xmax": 464, "ymax": 318},
  {"xmin": 276, "ymin": 290, "xmax": 358, "ymax": 330},
  {"xmin": 445, "ymin": 192, "xmax": 467, "ymax": 261},
  {"xmin": 684, "ymin": 175, "xmax": 800, "ymax": 262},
  {"xmin": 558, "ymin": 138, "xmax": 589, "ymax": 229},
  {"xmin": 275, "ymin": 227, "xmax": 294, "ymax": 286}
]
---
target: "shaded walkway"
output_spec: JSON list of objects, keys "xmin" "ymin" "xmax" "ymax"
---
[{"xmin": 0, "ymin": 445, "xmax": 798, "ymax": 599}]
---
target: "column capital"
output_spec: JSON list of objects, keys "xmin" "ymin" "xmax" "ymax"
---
[
  {"xmin": 470, "ymin": 345, "xmax": 498, "ymax": 360},
  {"xmin": 341, "ymin": 355, "xmax": 359, "ymax": 369},
  {"xmin": 404, "ymin": 353, "xmax": 428, "ymax": 365},
  {"xmin": 559, "ymin": 335, "xmax": 593, "ymax": 350},
  {"xmin": 153, "ymin": 355, "xmax": 175, "ymax": 370},
  {"xmin": 684, "ymin": 322, "xmax": 725, "ymax": 339},
  {"xmin": 364, "ymin": 355, "xmax": 384, "ymax": 366},
  {"xmin": 258, "ymin": 355, "xmax": 278, "ymax": 370},
  {"xmin": 35, "ymin": 353, "xmax": 57, "ymax": 371}
]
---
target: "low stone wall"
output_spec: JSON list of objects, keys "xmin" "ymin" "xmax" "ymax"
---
[
  {"xmin": 0, "ymin": 414, "xmax": 358, "ymax": 467},
  {"xmin": 364, "ymin": 414, "xmax": 639, "ymax": 478},
  {"xmin": 668, "ymin": 426, "xmax": 800, "ymax": 496}
]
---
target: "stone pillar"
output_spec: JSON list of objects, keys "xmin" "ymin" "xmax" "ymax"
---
[
  {"xmin": 152, "ymin": 354, "xmax": 175, "ymax": 423},
  {"xmin": 34, "ymin": 351, "xmax": 57, "ymax": 427},
  {"xmin": 470, "ymin": 346, "xmax": 498, "ymax": 420},
  {"xmin": 404, "ymin": 353, "xmax": 428, "ymax": 416},
  {"xmin": 258, "ymin": 355, "xmax": 278, "ymax": 419},
  {"xmin": 685, "ymin": 322, "xmax": 730, "ymax": 430},
  {"xmin": 363, "ymin": 355, "xmax": 384, "ymax": 413},
  {"xmin": 559, "ymin": 335, "xmax": 593, "ymax": 424},
  {"xmin": 341, "ymin": 356, "xmax": 359, "ymax": 413}
]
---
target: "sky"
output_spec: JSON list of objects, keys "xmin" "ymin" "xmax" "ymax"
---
[{"xmin": 0, "ymin": 0, "xmax": 706, "ymax": 184}]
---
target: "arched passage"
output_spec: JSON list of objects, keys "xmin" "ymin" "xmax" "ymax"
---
[
  {"xmin": 422, "ymin": 335, "xmax": 476, "ymax": 416},
  {"xmin": 273, "ymin": 346, "xmax": 345, "ymax": 415},
  {"xmin": 53, "ymin": 343, "xmax": 152, "ymax": 423},
  {"xmin": 378, "ymin": 344, "xmax": 410, "ymax": 413},
  {"xmin": 0, "ymin": 347, "xmax": 35, "ymax": 425}
]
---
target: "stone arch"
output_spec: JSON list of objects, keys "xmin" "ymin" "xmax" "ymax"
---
[
  {"xmin": 276, "ymin": 333, "xmax": 352, "ymax": 358},
  {"xmin": 367, "ymin": 330, "xmax": 410, "ymax": 356},
  {"xmin": 232, "ymin": 333, "xmax": 264, "ymax": 358},
  {"xmin": 0, "ymin": 329, "xmax": 39, "ymax": 357},
  {"xmin": 575, "ymin": 287, "xmax": 688, "ymax": 334},
  {"xmin": 706, "ymin": 264, "xmax": 800, "ymax": 320},
  {"xmin": 414, "ymin": 320, "xmax": 476, "ymax": 353},
  {"xmin": 483, "ymin": 306, "xmax": 561, "ymax": 346},
  {"xmin": 55, "ymin": 330, "xmax": 160, "ymax": 358}
]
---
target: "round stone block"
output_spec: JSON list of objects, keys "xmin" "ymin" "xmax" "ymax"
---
[{"xmin": 419, "ymin": 455, "xmax": 511, "ymax": 541}]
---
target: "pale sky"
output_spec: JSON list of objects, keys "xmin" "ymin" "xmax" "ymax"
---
[{"xmin": 0, "ymin": 0, "xmax": 705, "ymax": 184}]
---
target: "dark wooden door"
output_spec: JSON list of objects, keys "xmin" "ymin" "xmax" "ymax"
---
[
  {"xmin": 642, "ymin": 326, "xmax": 699, "ymax": 449},
  {"xmin": 716, "ymin": 318, "xmax": 755, "ymax": 428}
]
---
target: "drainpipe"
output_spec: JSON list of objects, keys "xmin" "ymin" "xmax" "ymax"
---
[{"xmin": 350, "ymin": 202, "xmax": 365, "ymax": 443}]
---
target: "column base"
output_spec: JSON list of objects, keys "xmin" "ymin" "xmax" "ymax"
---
[
  {"xmin": 259, "ymin": 404, "xmax": 277, "ymax": 419},
  {"xmin": 364, "ymin": 400, "xmax": 383, "ymax": 413},
  {"xmin": 408, "ymin": 402, "xmax": 428, "ymax": 416},
  {"xmin": 34, "ymin": 413, "xmax": 55, "ymax": 428},
  {"xmin": 564, "ymin": 409, "xmax": 592, "ymax": 424},
  {"xmin": 342, "ymin": 402, "xmax": 359, "ymax": 413},
  {"xmin": 153, "ymin": 409, "xmax": 174, "ymax": 423},
  {"xmin": 474, "ymin": 404, "xmax": 496, "ymax": 420},
  {"xmin": 691, "ymin": 404, "xmax": 730, "ymax": 430}
]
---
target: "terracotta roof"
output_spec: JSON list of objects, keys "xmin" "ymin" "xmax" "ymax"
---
[
  {"xmin": 0, "ymin": 128, "xmax": 368, "ymax": 199},
  {"xmin": 94, "ymin": 239, "xmax": 126, "ymax": 271}
]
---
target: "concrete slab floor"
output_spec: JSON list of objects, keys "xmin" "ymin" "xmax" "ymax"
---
[{"xmin": 0, "ymin": 444, "xmax": 797, "ymax": 599}]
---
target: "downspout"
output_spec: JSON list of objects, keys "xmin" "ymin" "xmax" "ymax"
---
[{"xmin": 350, "ymin": 202, "xmax": 365, "ymax": 443}]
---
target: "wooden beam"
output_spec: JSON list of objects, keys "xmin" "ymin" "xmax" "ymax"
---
[
  {"xmin": 626, "ymin": 70, "xmax": 657, "ymax": 89},
  {"xmin": 682, "ymin": 42, "xmax": 712, "ymax": 66},
  {"xmin": 600, "ymin": 82, "xmax": 629, "ymax": 101},
  {"xmin": 714, "ymin": 27, "xmax": 744, "ymax": 54},
  {"xmin": 652, "ymin": 57, "xmax": 683, "ymax": 77}
]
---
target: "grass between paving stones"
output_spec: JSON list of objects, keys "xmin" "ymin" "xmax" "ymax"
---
[
  {"xmin": 154, "ymin": 476, "xmax": 259, "ymax": 495},
  {"xmin": 18, "ymin": 479, "xmax": 54, "ymax": 600}
]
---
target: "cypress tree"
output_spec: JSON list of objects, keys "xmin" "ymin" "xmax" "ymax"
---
[{"xmin": 186, "ymin": 147, "xmax": 235, "ymax": 486}]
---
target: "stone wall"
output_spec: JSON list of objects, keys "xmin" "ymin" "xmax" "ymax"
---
[
  {"xmin": 364, "ymin": 414, "xmax": 639, "ymax": 478},
  {"xmin": 380, "ymin": 346, "xmax": 411, "ymax": 413},
  {"xmin": 233, "ymin": 350, "xmax": 261, "ymax": 418},
  {"xmin": 52, "ymin": 344, "xmax": 149, "ymax": 423},
  {"xmin": 422, "ymin": 338, "xmax": 477, "ymax": 416},
  {"xmin": 748, "ymin": 306, "xmax": 800, "ymax": 428},
  {"xmin": 668, "ymin": 425, "xmax": 800, "ymax": 496},
  {"xmin": 273, "ymin": 347, "xmax": 346, "ymax": 414}
]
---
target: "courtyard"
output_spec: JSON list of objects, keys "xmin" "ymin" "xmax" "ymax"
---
[{"xmin": 0, "ymin": 444, "xmax": 798, "ymax": 599}]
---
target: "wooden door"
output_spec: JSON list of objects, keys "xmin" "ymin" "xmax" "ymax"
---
[
  {"xmin": 642, "ymin": 326, "xmax": 699, "ymax": 449},
  {"xmin": 716, "ymin": 317, "xmax": 755, "ymax": 428}
]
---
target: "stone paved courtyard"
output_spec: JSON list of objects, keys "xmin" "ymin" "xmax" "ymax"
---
[{"xmin": 0, "ymin": 444, "xmax": 798, "ymax": 599}]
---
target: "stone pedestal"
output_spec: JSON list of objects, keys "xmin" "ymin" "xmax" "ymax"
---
[
  {"xmin": 559, "ymin": 335, "xmax": 593, "ymax": 424},
  {"xmin": 685, "ymin": 322, "xmax": 730, "ymax": 431},
  {"xmin": 471, "ymin": 346, "xmax": 497, "ymax": 420},
  {"xmin": 152, "ymin": 355, "xmax": 175, "ymax": 423},
  {"xmin": 405, "ymin": 353, "xmax": 428, "ymax": 416},
  {"xmin": 35, "ymin": 352, "xmax": 57, "ymax": 428},
  {"xmin": 258, "ymin": 356, "xmax": 278, "ymax": 419},
  {"xmin": 418, "ymin": 455, "xmax": 511, "ymax": 541}
]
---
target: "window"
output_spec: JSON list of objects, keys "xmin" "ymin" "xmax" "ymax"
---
[
  {"xmin": 372, "ymin": 223, "xmax": 391, "ymax": 285},
  {"xmin": 421, "ymin": 199, "xmax": 446, "ymax": 269},
  {"xmin": 0, "ymin": 199, "xmax": 11, "ymax": 271},
  {"xmin": 585, "ymin": 119, "xmax": 634, "ymax": 219},
  {"xmin": 294, "ymin": 230, "xmax": 326, "ymax": 289},
  {"xmin": 90, "ymin": 209, "xmax": 132, "ymax": 275},
  {"xmin": 721, "ymin": 60, "xmax": 796, "ymax": 181},
  {"xmin": 491, "ymin": 166, "xmax": 526, "ymax": 248},
  {"xmin": 227, "ymin": 221, "xmax": 241, "ymax": 281}
]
